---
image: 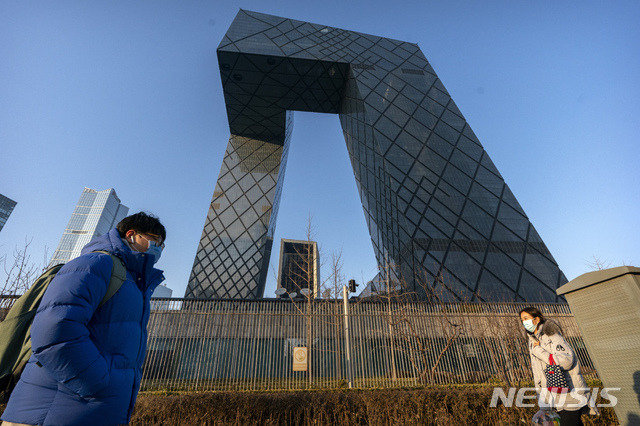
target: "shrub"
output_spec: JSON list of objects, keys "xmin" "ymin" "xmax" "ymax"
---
[
  {"xmin": 129, "ymin": 387, "xmax": 619, "ymax": 425},
  {"xmin": 1, "ymin": 386, "xmax": 619, "ymax": 425}
]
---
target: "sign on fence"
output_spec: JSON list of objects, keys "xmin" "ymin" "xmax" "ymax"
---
[{"xmin": 293, "ymin": 347, "xmax": 307, "ymax": 371}]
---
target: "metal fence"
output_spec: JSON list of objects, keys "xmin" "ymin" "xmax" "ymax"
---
[
  {"xmin": 140, "ymin": 298, "xmax": 597, "ymax": 391},
  {"xmin": 1, "ymin": 296, "xmax": 597, "ymax": 392}
]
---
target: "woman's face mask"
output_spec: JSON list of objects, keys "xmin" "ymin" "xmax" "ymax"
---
[{"xmin": 522, "ymin": 319, "xmax": 537, "ymax": 333}]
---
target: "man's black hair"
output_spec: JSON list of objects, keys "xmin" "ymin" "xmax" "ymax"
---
[{"xmin": 117, "ymin": 212, "xmax": 166, "ymax": 242}]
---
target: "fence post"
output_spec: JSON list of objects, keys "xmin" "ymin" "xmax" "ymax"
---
[{"xmin": 343, "ymin": 286, "xmax": 353, "ymax": 388}]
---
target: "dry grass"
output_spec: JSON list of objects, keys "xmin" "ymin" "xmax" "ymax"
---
[
  {"xmin": 128, "ymin": 386, "xmax": 619, "ymax": 425},
  {"xmin": 0, "ymin": 385, "xmax": 619, "ymax": 425}
]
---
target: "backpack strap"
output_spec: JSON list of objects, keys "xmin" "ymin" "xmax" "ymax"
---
[{"xmin": 93, "ymin": 251, "xmax": 127, "ymax": 308}]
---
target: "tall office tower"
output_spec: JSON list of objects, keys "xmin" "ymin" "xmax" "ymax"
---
[
  {"xmin": 151, "ymin": 284, "xmax": 174, "ymax": 310},
  {"xmin": 186, "ymin": 10, "xmax": 567, "ymax": 302},
  {"xmin": 276, "ymin": 239, "xmax": 320, "ymax": 298},
  {"xmin": 0, "ymin": 194, "xmax": 17, "ymax": 232},
  {"xmin": 49, "ymin": 188, "xmax": 129, "ymax": 266}
]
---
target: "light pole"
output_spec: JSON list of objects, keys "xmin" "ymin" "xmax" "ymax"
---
[{"xmin": 343, "ymin": 284, "xmax": 353, "ymax": 388}]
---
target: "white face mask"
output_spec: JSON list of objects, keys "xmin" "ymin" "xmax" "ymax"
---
[{"xmin": 522, "ymin": 319, "xmax": 537, "ymax": 333}]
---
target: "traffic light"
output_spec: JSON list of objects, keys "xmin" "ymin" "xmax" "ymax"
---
[{"xmin": 348, "ymin": 279, "xmax": 358, "ymax": 293}]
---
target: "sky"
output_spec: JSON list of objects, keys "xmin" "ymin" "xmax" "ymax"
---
[{"xmin": 1, "ymin": 1, "xmax": 638, "ymax": 298}]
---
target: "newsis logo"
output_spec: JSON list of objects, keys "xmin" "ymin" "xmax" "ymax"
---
[{"xmin": 490, "ymin": 387, "xmax": 620, "ymax": 408}]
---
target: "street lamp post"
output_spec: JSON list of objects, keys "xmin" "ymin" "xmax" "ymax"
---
[{"xmin": 343, "ymin": 285, "xmax": 353, "ymax": 388}]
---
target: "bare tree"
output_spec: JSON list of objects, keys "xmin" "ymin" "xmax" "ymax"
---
[
  {"xmin": 276, "ymin": 215, "xmax": 321, "ymax": 388},
  {"xmin": 585, "ymin": 255, "xmax": 611, "ymax": 271},
  {"xmin": 475, "ymin": 307, "xmax": 531, "ymax": 386},
  {"xmin": 379, "ymin": 268, "xmax": 467, "ymax": 385},
  {"xmin": 279, "ymin": 217, "xmax": 358, "ymax": 388},
  {"xmin": 1, "ymin": 239, "xmax": 47, "ymax": 310},
  {"xmin": 317, "ymin": 248, "xmax": 350, "ymax": 385}
]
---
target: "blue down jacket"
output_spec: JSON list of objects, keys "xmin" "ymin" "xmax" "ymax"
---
[{"xmin": 1, "ymin": 228, "xmax": 164, "ymax": 426}]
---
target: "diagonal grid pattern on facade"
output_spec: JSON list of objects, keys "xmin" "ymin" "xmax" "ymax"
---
[{"xmin": 185, "ymin": 10, "xmax": 567, "ymax": 302}]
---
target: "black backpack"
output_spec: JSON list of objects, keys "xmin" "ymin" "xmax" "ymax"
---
[{"xmin": 0, "ymin": 251, "xmax": 126, "ymax": 403}]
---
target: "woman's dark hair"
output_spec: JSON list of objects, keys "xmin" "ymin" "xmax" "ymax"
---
[
  {"xmin": 519, "ymin": 306, "xmax": 545, "ymax": 323},
  {"xmin": 117, "ymin": 212, "xmax": 166, "ymax": 242}
]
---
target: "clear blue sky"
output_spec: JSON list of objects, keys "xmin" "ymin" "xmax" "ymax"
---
[{"xmin": 1, "ymin": 1, "xmax": 638, "ymax": 298}]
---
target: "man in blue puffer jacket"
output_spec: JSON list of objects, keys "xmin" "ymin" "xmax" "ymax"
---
[{"xmin": 1, "ymin": 212, "xmax": 166, "ymax": 426}]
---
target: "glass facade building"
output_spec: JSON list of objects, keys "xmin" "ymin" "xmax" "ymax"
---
[
  {"xmin": 0, "ymin": 194, "xmax": 17, "ymax": 233},
  {"xmin": 276, "ymin": 239, "xmax": 320, "ymax": 298},
  {"xmin": 49, "ymin": 188, "xmax": 129, "ymax": 266},
  {"xmin": 186, "ymin": 10, "xmax": 567, "ymax": 302}
]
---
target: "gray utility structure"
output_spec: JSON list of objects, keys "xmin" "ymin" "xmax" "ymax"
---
[
  {"xmin": 185, "ymin": 9, "xmax": 567, "ymax": 301},
  {"xmin": 557, "ymin": 267, "xmax": 640, "ymax": 424}
]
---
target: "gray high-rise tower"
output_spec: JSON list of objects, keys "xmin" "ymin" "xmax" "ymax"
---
[
  {"xmin": 49, "ymin": 188, "xmax": 129, "ymax": 266},
  {"xmin": 0, "ymin": 194, "xmax": 17, "ymax": 233},
  {"xmin": 277, "ymin": 239, "xmax": 320, "ymax": 298},
  {"xmin": 186, "ymin": 10, "xmax": 567, "ymax": 302}
]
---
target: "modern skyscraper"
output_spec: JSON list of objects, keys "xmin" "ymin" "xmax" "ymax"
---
[
  {"xmin": 0, "ymin": 194, "xmax": 17, "ymax": 233},
  {"xmin": 186, "ymin": 10, "xmax": 567, "ymax": 302},
  {"xmin": 49, "ymin": 188, "xmax": 129, "ymax": 266},
  {"xmin": 151, "ymin": 284, "xmax": 174, "ymax": 310},
  {"xmin": 276, "ymin": 239, "xmax": 320, "ymax": 298}
]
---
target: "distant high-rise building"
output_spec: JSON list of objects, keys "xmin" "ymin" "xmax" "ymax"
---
[
  {"xmin": 152, "ymin": 284, "xmax": 173, "ymax": 298},
  {"xmin": 0, "ymin": 194, "xmax": 17, "ymax": 232},
  {"xmin": 49, "ymin": 188, "xmax": 129, "ymax": 266},
  {"xmin": 277, "ymin": 239, "xmax": 320, "ymax": 298},
  {"xmin": 151, "ymin": 284, "xmax": 173, "ymax": 310},
  {"xmin": 360, "ymin": 273, "xmax": 385, "ymax": 298},
  {"xmin": 186, "ymin": 10, "xmax": 568, "ymax": 302}
]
